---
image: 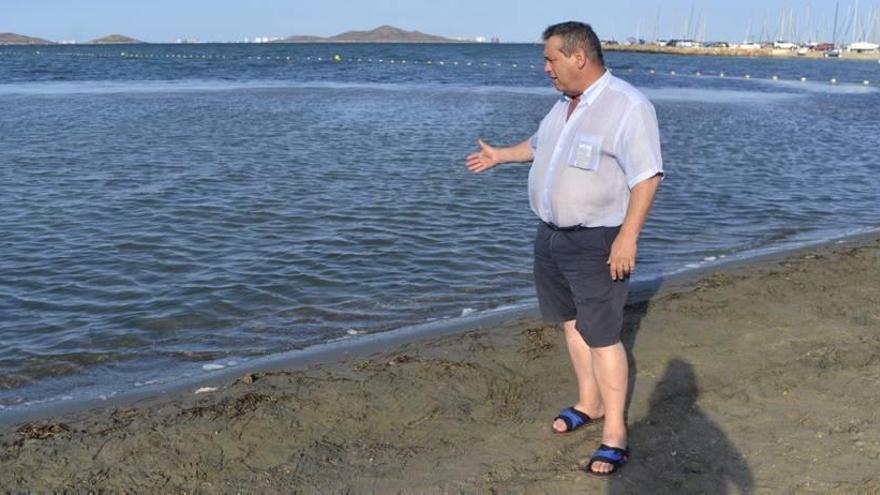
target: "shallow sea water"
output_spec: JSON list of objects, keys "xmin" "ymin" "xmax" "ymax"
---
[{"xmin": 1, "ymin": 43, "xmax": 878, "ymax": 411}]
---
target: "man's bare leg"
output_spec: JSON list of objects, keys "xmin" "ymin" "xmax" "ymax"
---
[
  {"xmin": 588, "ymin": 341, "xmax": 629, "ymax": 474},
  {"xmin": 552, "ymin": 320, "xmax": 605, "ymax": 432}
]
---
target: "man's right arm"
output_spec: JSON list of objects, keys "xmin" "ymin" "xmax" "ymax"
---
[{"xmin": 465, "ymin": 138, "xmax": 533, "ymax": 173}]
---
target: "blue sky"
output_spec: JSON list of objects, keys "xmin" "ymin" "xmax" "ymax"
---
[{"xmin": 2, "ymin": 0, "xmax": 875, "ymax": 43}]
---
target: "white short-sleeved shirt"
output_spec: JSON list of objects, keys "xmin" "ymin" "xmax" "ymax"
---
[{"xmin": 528, "ymin": 70, "xmax": 663, "ymax": 228}]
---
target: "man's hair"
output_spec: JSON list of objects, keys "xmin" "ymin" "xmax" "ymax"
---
[{"xmin": 542, "ymin": 21, "xmax": 604, "ymax": 66}]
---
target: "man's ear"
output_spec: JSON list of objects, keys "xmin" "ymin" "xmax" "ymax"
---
[{"xmin": 575, "ymin": 49, "xmax": 587, "ymax": 69}]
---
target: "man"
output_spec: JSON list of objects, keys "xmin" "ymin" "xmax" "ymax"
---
[{"xmin": 466, "ymin": 21, "xmax": 662, "ymax": 477}]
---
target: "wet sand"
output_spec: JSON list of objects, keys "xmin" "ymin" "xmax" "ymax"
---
[{"xmin": 2, "ymin": 237, "xmax": 879, "ymax": 493}]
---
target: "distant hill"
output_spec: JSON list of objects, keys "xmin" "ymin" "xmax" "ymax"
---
[
  {"xmin": 0, "ymin": 32, "xmax": 53, "ymax": 45},
  {"xmin": 278, "ymin": 25, "xmax": 458, "ymax": 43},
  {"xmin": 90, "ymin": 34, "xmax": 144, "ymax": 44}
]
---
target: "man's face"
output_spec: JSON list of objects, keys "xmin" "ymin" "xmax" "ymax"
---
[{"xmin": 543, "ymin": 35, "xmax": 582, "ymax": 95}]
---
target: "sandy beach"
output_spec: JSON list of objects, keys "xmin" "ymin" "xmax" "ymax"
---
[{"xmin": 1, "ymin": 236, "xmax": 879, "ymax": 493}]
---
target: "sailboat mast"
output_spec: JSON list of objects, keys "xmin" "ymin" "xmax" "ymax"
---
[
  {"xmin": 699, "ymin": 13, "xmax": 706, "ymax": 42},
  {"xmin": 686, "ymin": 1, "xmax": 695, "ymax": 39},
  {"xmin": 853, "ymin": 0, "xmax": 860, "ymax": 44},
  {"xmin": 832, "ymin": 0, "xmax": 839, "ymax": 47},
  {"xmin": 652, "ymin": 7, "xmax": 661, "ymax": 42}
]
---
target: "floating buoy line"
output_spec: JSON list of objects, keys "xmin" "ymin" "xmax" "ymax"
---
[{"xmin": 0, "ymin": 48, "xmax": 872, "ymax": 86}]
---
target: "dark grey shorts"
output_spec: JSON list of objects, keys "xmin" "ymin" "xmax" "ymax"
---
[{"xmin": 533, "ymin": 222, "xmax": 629, "ymax": 348}]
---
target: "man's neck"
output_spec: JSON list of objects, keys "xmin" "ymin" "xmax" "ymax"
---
[
  {"xmin": 566, "ymin": 67, "xmax": 607, "ymax": 99},
  {"xmin": 566, "ymin": 93, "xmax": 581, "ymax": 120}
]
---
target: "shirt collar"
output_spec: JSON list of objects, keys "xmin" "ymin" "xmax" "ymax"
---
[{"xmin": 561, "ymin": 69, "xmax": 611, "ymax": 106}]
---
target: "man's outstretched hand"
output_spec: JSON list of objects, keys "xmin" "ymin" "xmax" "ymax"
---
[{"xmin": 466, "ymin": 139, "xmax": 500, "ymax": 173}]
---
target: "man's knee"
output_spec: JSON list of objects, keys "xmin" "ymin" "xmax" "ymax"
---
[{"xmin": 589, "ymin": 341, "xmax": 625, "ymax": 358}]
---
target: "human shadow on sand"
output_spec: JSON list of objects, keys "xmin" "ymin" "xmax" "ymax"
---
[
  {"xmin": 621, "ymin": 277, "xmax": 664, "ymax": 412},
  {"xmin": 608, "ymin": 358, "xmax": 754, "ymax": 494}
]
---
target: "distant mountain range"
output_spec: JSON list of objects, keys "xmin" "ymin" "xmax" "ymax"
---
[
  {"xmin": 0, "ymin": 26, "xmax": 458, "ymax": 45},
  {"xmin": 279, "ymin": 25, "xmax": 459, "ymax": 43},
  {"xmin": 0, "ymin": 32, "xmax": 52, "ymax": 45},
  {"xmin": 0, "ymin": 32, "xmax": 144, "ymax": 45}
]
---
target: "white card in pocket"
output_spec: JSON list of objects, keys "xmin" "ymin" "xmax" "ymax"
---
[{"xmin": 569, "ymin": 133, "xmax": 602, "ymax": 171}]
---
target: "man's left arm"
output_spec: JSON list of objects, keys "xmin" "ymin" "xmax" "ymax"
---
[
  {"xmin": 608, "ymin": 174, "xmax": 661, "ymax": 281},
  {"xmin": 609, "ymin": 98, "xmax": 663, "ymax": 281}
]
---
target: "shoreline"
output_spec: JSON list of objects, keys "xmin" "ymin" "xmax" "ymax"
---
[
  {"xmin": 604, "ymin": 44, "xmax": 880, "ymax": 61},
  {"xmin": 2, "ymin": 233, "xmax": 879, "ymax": 491},
  {"xmin": 5, "ymin": 41, "xmax": 880, "ymax": 63},
  {"xmin": 3, "ymin": 226, "xmax": 879, "ymax": 430}
]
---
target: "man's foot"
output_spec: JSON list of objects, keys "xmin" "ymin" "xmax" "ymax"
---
[
  {"xmin": 552, "ymin": 406, "xmax": 604, "ymax": 433},
  {"xmin": 587, "ymin": 429, "xmax": 627, "ymax": 475},
  {"xmin": 585, "ymin": 443, "xmax": 629, "ymax": 477}
]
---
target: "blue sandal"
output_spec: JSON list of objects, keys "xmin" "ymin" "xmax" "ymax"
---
[
  {"xmin": 553, "ymin": 406, "xmax": 603, "ymax": 433},
  {"xmin": 585, "ymin": 444, "xmax": 630, "ymax": 477}
]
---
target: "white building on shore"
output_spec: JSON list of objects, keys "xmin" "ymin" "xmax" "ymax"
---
[{"xmin": 848, "ymin": 41, "xmax": 880, "ymax": 53}]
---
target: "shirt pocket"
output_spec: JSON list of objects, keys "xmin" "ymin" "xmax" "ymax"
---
[{"xmin": 568, "ymin": 133, "xmax": 603, "ymax": 172}]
